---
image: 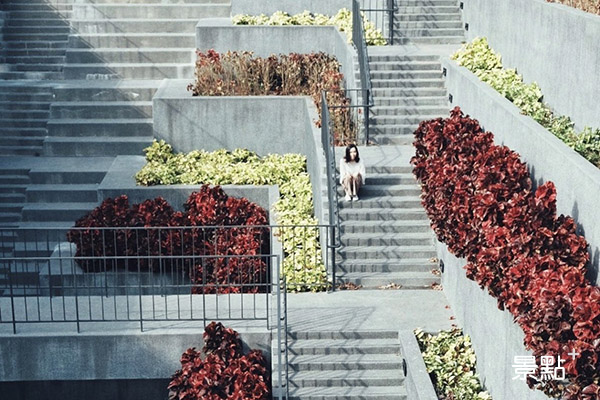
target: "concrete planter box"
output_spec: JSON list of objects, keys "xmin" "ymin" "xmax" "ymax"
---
[
  {"xmin": 398, "ymin": 330, "xmax": 438, "ymax": 400},
  {"xmin": 442, "ymin": 58, "xmax": 600, "ymax": 285},
  {"xmin": 151, "ymin": 79, "xmax": 329, "ymax": 230},
  {"xmin": 437, "ymin": 241, "xmax": 548, "ymax": 400},
  {"xmin": 231, "ymin": 0, "xmax": 351, "ymax": 16},
  {"xmin": 195, "ymin": 19, "xmax": 359, "ymax": 94},
  {"xmin": 462, "ymin": 0, "xmax": 600, "ymax": 129}
]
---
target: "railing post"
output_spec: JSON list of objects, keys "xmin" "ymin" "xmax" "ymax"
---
[
  {"xmin": 331, "ymin": 225, "xmax": 337, "ymax": 291},
  {"xmin": 388, "ymin": 0, "xmax": 394, "ymax": 45}
]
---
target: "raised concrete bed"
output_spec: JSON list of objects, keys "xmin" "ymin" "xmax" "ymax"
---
[
  {"xmin": 398, "ymin": 330, "xmax": 438, "ymax": 400},
  {"xmin": 437, "ymin": 241, "xmax": 548, "ymax": 400},
  {"xmin": 195, "ymin": 19, "xmax": 359, "ymax": 94},
  {"xmin": 152, "ymin": 79, "xmax": 329, "ymax": 229},
  {"xmin": 231, "ymin": 0, "xmax": 351, "ymax": 16},
  {"xmin": 462, "ymin": 0, "xmax": 600, "ymax": 129},
  {"xmin": 442, "ymin": 58, "xmax": 600, "ymax": 285}
]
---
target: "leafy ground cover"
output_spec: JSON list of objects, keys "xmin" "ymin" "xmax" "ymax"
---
[
  {"xmin": 547, "ymin": 0, "xmax": 600, "ymax": 14},
  {"xmin": 67, "ymin": 186, "xmax": 269, "ymax": 294},
  {"xmin": 415, "ymin": 328, "xmax": 491, "ymax": 400},
  {"xmin": 412, "ymin": 107, "xmax": 600, "ymax": 399},
  {"xmin": 232, "ymin": 9, "xmax": 386, "ymax": 46},
  {"xmin": 188, "ymin": 50, "xmax": 357, "ymax": 145},
  {"xmin": 168, "ymin": 322, "xmax": 271, "ymax": 399},
  {"xmin": 452, "ymin": 37, "xmax": 600, "ymax": 168},
  {"xmin": 136, "ymin": 142, "xmax": 328, "ymax": 292}
]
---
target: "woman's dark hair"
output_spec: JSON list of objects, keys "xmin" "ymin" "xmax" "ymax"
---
[{"xmin": 344, "ymin": 144, "xmax": 360, "ymax": 163}]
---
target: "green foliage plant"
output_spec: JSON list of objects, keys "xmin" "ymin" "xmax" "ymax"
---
[
  {"xmin": 232, "ymin": 9, "xmax": 387, "ymax": 46},
  {"xmin": 452, "ymin": 37, "xmax": 600, "ymax": 168},
  {"xmin": 135, "ymin": 141, "xmax": 328, "ymax": 292},
  {"xmin": 415, "ymin": 328, "xmax": 492, "ymax": 400}
]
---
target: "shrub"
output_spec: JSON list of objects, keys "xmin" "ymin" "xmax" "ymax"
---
[
  {"xmin": 452, "ymin": 37, "xmax": 600, "ymax": 168},
  {"xmin": 546, "ymin": 0, "xmax": 600, "ymax": 15},
  {"xmin": 66, "ymin": 186, "xmax": 269, "ymax": 294},
  {"xmin": 188, "ymin": 50, "xmax": 357, "ymax": 145},
  {"xmin": 232, "ymin": 9, "xmax": 386, "ymax": 46},
  {"xmin": 415, "ymin": 328, "xmax": 492, "ymax": 400},
  {"xmin": 168, "ymin": 321, "xmax": 271, "ymax": 399},
  {"xmin": 136, "ymin": 143, "xmax": 329, "ymax": 293},
  {"xmin": 412, "ymin": 107, "xmax": 599, "ymax": 399}
]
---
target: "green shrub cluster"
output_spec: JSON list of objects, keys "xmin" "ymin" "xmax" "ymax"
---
[
  {"xmin": 452, "ymin": 37, "xmax": 600, "ymax": 168},
  {"xmin": 135, "ymin": 140, "xmax": 328, "ymax": 292},
  {"xmin": 232, "ymin": 9, "xmax": 387, "ymax": 46},
  {"xmin": 415, "ymin": 328, "xmax": 492, "ymax": 400}
]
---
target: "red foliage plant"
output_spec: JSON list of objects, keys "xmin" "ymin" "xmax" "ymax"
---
[
  {"xmin": 412, "ymin": 107, "xmax": 599, "ymax": 399},
  {"xmin": 168, "ymin": 322, "xmax": 271, "ymax": 400},
  {"xmin": 66, "ymin": 185, "xmax": 269, "ymax": 294}
]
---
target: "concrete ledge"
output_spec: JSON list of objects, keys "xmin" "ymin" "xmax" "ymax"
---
[
  {"xmin": 195, "ymin": 18, "xmax": 358, "ymax": 93},
  {"xmin": 398, "ymin": 330, "xmax": 438, "ymax": 400},
  {"xmin": 151, "ymin": 79, "xmax": 329, "ymax": 229},
  {"xmin": 462, "ymin": 0, "xmax": 600, "ymax": 129},
  {"xmin": 442, "ymin": 58, "xmax": 600, "ymax": 284},
  {"xmin": 437, "ymin": 240, "xmax": 547, "ymax": 400},
  {"xmin": 231, "ymin": 0, "xmax": 351, "ymax": 16}
]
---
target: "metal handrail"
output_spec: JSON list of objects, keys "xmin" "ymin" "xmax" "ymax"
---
[
  {"xmin": 360, "ymin": 0, "xmax": 397, "ymax": 45},
  {"xmin": 321, "ymin": 92, "xmax": 342, "ymax": 290},
  {"xmin": 353, "ymin": 0, "xmax": 373, "ymax": 144}
]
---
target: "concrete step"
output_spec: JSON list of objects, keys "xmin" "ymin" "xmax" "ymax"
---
[
  {"xmin": 370, "ymin": 70, "xmax": 442, "ymax": 80},
  {"xmin": 63, "ymin": 63, "xmax": 194, "ymax": 80},
  {"xmin": 70, "ymin": 18, "xmax": 200, "ymax": 34},
  {"xmin": 6, "ymin": 19, "xmax": 70, "ymax": 27},
  {"xmin": 50, "ymin": 101, "xmax": 152, "ymax": 119},
  {"xmin": 4, "ymin": 56, "xmax": 66, "ymax": 65},
  {"xmin": 371, "ymin": 105, "xmax": 448, "ymax": 116},
  {"xmin": 1, "ymin": 26, "xmax": 71, "ymax": 34},
  {"xmin": 365, "ymin": 166, "xmax": 413, "ymax": 174},
  {"xmin": 5, "ymin": 11, "xmax": 72, "ymax": 19},
  {"xmin": 368, "ymin": 54, "xmax": 439, "ymax": 62},
  {"xmin": 371, "ymin": 78, "xmax": 445, "ymax": 88},
  {"xmin": 29, "ymin": 170, "xmax": 106, "ymax": 185},
  {"xmin": 395, "ymin": 36, "xmax": 465, "ymax": 45},
  {"xmin": 0, "ymin": 101, "xmax": 50, "ymax": 111},
  {"xmin": 1, "ymin": 3, "xmax": 73, "ymax": 12},
  {"xmin": 373, "ymin": 96, "xmax": 447, "ymax": 106},
  {"xmin": 0, "ymin": 110, "xmax": 49, "ymax": 119},
  {"xmin": 2, "ymin": 49, "xmax": 67, "ymax": 57},
  {"xmin": 341, "ymin": 232, "xmax": 433, "ymax": 247},
  {"xmin": 3, "ymin": 33, "xmax": 69, "ymax": 41},
  {"xmin": 394, "ymin": 20, "xmax": 463, "ymax": 29},
  {"xmin": 394, "ymin": 12, "xmax": 461, "ymax": 21},
  {"xmin": 0, "ymin": 146, "xmax": 43, "ymax": 156},
  {"xmin": 288, "ymin": 386, "xmax": 407, "ymax": 400},
  {"xmin": 0, "ymin": 203, "xmax": 26, "ymax": 213},
  {"xmin": 395, "ymin": 6, "xmax": 460, "ymax": 13},
  {"xmin": 370, "ymin": 114, "xmax": 446, "ymax": 124},
  {"xmin": 338, "ymin": 195, "xmax": 421, "ymax": 209},
  {"xmin": 289, "ymin": 331, "xmax": 399, "ymax": 340},
  {"xmin": 336, "ymin": 271, "xmax": 439, "ymax": 289},
  {"xmin": 0, "ymin": 212, "xmax": 22, "ymax": 224},
  {"xmin": 340, "ymin": 220, "xmax": 431, "ymax": 234},
  {"xmin": 3, "ymin": 40, "xmax": 69, "ymax": 49},
  {"xmin": 72, "ymin": 0, "xmax": 229, "ymax": 3},
  {"xmin": 337, "ymin": 245, "xmax": 437, "ymax": 260},
  {"xmin": 7, "ymin": 64, "xmax": 63, "ymax": 73},
  {"xmin": 355, "ymin": 173, "xmax": 417, "ymax": 185},
  {"xmin": 21, "ymin": 202, "xmax": 98, "ymax": 222},
  {"xmin": 368, "ymin": 134, "xmax": 415, "ymax": 145},
  {"xmin": 368, "ymin": 61, "xmax": 441, "ymax": 71},
  {"xmin": 289, "ymin": 338, "xmax": 400, "ymax": 355},
  {"xmin": 0, "ymin": 71, "xmax": 62, "ymax": 80},
  {"xmin": 337, "ymin": 258, "xmax": 436, "ymax": 273},
  {"xmin": 65, "ymin": 48, "xmax": 194, "ymax": 64},
  {"xmin": 0, "ymin": 175, "xmax": 30, "ymax": 185},
  {"xmin": 0, "ymin": 193, "xmax": 26, "ymax": 204},
  {"xmin": 369, "ymin": 125, "xmax": 420, "ymax": 135},
  {"xmin": 340, "ymin": 185, "xmax": 422, "ymax": 198},
  {"xmin": 0, "ymin": 136, "xmax": 45, "ymax": 147},
  {"xmin": 289, "ymin": 369, "xmax": 403, "ymax": 387},
  {"xmin": 0, "ymin": 118, "xmax": 47, "ymax": 128},
  {"xmin": 68, "ymin": 33, "xmax": 195, "ymax": 49},
  {"xmin": 53, "ymin": 83, "xmax": 159, "ymax": 101},
  {"xmin": 396, "ymin": 28, "xmax": 465, "ymax": 37},
  {"xmin": 47, "ymin": 118, "xmax": 152, "ymax": 137},
  {"xmin": 26, "ymin": 184, "xmax": 98, "ymax": 203},
  {"xmin": 71, "ymin": 4, "xmax": 230, "ymax": 19},
  {"xmin": 0, "ymin": 127, "xmax": 47, "ymax": 137},
  {"xmin": 289, "ymin": 353, "xmax": 402, "ymax": 371},
  {"xmin": 371, "ymin": 87, "xmax": 446, "ymax": 97},
  {"xmin": 43, "ymin": 136, "xmax": 153, "ymax": 156}
]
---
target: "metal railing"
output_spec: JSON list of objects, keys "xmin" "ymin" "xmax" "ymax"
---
[
  {"xmin": 360, "ymin": 0, "xmax": 397, "ymax": 45},
  {"xmin": 353, "ymin": 0, "xmax": 374, "ymax": 144}
]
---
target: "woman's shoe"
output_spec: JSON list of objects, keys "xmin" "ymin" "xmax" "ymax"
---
[
  {"xmin": 353, "ymin": 195, "xmax": 359, "ymax": 201},
  {"xmin": 345, "ymin": 194, "xmax": 352, "ymax": 202}
]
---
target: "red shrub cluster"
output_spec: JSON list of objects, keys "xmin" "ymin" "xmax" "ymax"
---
[
  {"xmin": 66, "ymin": 185, "xmax": 269, "ymax": 294},
  {"xmin": 412, "ymin": 107, "xmax": 600, "ymax": 399},
  {"xmin": 168, "ymin": 322, "xmax": 271, "ymax": 400}
]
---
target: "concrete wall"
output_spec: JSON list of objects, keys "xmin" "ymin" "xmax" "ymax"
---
[
  {"xmin": 0, "ymin": 329, "xmax": 270, "ymax": 398},
  {"xmin": 462, "ymin": 0, "xmax": 600, "ymax": 130},
  {"xmin": 398, "ymin": 330, "xmax": 438, "ymax": 400},
  {"xmin": 442, "ymin": 58, "xmax": 600, "ymax": 285},
  {"xmin": 231, "ymin": 0, "xmax": 351, "ymax": 16},
  {"xmin": 195, "ymin": 19, "xmax": 359, "ymax": 94},
  {"xmin": 437, "ymin": 241, "xmax": 547, "ymax": 400},
  {"xmin": 152, "ymin": 79, "xmax": 329, "ymax": 229}
]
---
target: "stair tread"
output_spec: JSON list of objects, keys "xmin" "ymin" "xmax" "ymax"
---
[
  {"xmin": 289, "ymin": 353, "xmax": 402, "ymax": 364},
  {"xmin": 289, "ymin": 369, "xmax": 402, "ymax": 379},
  {"xmin": 289, "ymin": 386, "xmax": 407, "ymax": 395},
  {"xmin": 338, "ymin": 257, "xmax": 435, "ymax": 264},
  {"xmin": 27, "ymin": 184, "xmax": 98, "ymax": 191},
  {"xmin": 290, "ymin": 338, "xmax": 400, "ymax": 348},
  {"xmin": 340, "ymin": 245, "xmax": 435, "ymax": 251},
  {"xmin": 47, "ymin": 118, "xmax": 152, "ymax": 123},
  {"xmin": 22, "ymin": 202, "xmax": 98, "ymax": 210},
  {"xmin": 51, "ymin": 100, "xmax": 152, "ymax": 106}
]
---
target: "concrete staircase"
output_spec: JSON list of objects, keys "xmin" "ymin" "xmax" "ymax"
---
[
  {"xmin": 369, "ymin": 53, "xmax": 448, "ymax": 145},
  {"xmin": 0, "ymin": 0, "xmax": 72, "ymax": 80},
  {"xmin": 0, "ymin": 169, "xmax": 30, "ymax": 228},
  {"xmin": 393, "ymin": 0, "xmax": 465, "ymax": 45},
  {"xmin": 287, "ymin": 330, "xmax": 407, "ymax": 399}
]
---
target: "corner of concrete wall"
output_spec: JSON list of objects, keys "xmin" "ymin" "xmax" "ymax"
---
[{"xmin": 398, "ymin": 330, "xmax": 438, "ymax": 400}]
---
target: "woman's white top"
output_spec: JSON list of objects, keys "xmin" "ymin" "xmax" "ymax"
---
[{"xmin": 339, "ymin": 158, "xmax": 366, "ymax": 185}]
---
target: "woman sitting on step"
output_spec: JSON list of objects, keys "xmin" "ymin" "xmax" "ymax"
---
[{"xmin": 340, "ymin": 144, "xmax": 366, "ymax": 202}]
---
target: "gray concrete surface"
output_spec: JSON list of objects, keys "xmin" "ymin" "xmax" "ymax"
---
[
  {"xmin": 231, "ymin": 0, "xmax": 351, "ymax": 16},
  {"xmin": 195, "ymin": 19, "xmax": 359, "ymax": 93},
  {"xmin": 399, "ymin": 330, "xmax": 438, "ymax": 400},
  {"xmin": 437, "ymin": 241, "xmax": 548, "ymax": 400},
  {"xmin": 152, "ymin": 79, "xmax": 328, "ymax": 228},
  {"xmin": 443, "ymin": 58, "xmax": 600, "ymax": 285},
  {"xmin": 462, "ymin": 0, "xmax": 600, "ymax": 130}
]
